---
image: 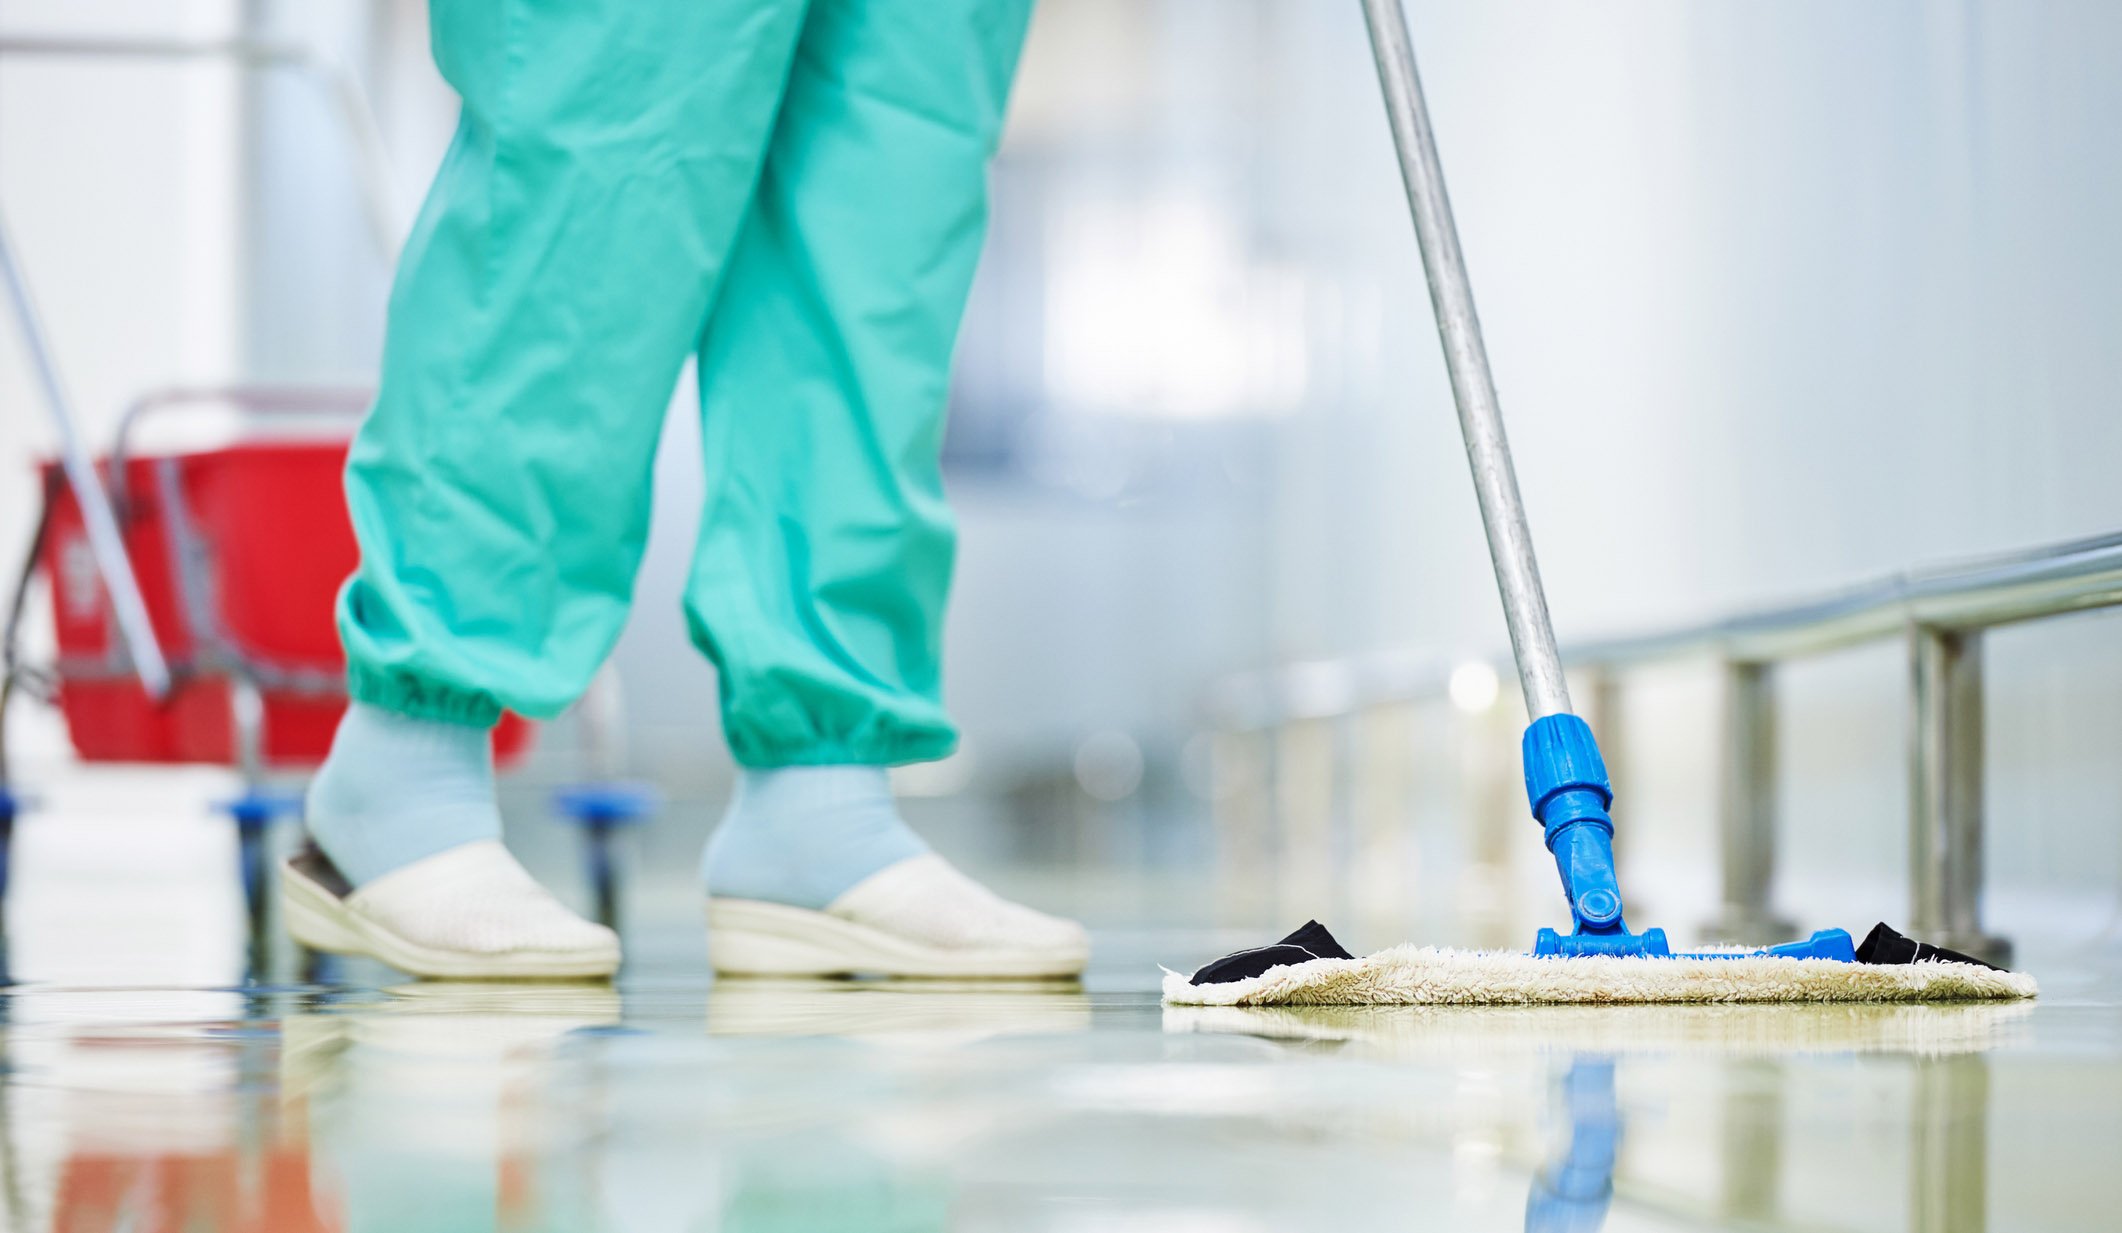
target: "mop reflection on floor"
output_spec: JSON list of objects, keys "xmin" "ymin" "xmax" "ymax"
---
[
  {"xmin": 1525, "ymin": 1058, "xmax": 1619, "ymax": 1233},
  {"xmin": 1164, "ymin": 998, "xmax": 2029, "ymax": 1232}
]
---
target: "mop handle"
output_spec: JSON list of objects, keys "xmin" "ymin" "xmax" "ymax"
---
[
  {"xmin": 1360, "ymin": 0, "xmax": 1571, "ymax": 721},
  {"xmin": 0, "ymin": 211, "xmax": 172, "ymax": 700}
]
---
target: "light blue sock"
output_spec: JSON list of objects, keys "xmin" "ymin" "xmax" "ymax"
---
[
  {"xmin": 701, "ymin": 766, "xmax": 930, "ymax": 910},
  {"xmin": 304, "ymin": 703, "xmax": 502, "ymax": 887}
]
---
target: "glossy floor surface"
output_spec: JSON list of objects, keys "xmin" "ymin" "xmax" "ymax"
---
[{"xmin": 3, "ymin": 910, "xmax": 2118, "ymax": 1233}]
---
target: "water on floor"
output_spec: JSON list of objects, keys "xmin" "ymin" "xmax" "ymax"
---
[{"xmin": 3, "ymin": 908, "xmax": 2119, "ymax": 1233}]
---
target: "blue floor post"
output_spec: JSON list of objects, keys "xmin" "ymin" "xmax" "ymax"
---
[
  {"xmin": 0, "ymin": 787, "xmax": 15, "ymax": 988},
  {"xmin": 221, "ymin": 788, "xmax": 304, "ymax": 984},
  {"xmin": 553, "ymin": 784, "xmax": 657, "ymax": 931}
]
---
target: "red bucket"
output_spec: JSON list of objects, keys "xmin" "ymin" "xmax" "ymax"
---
[{"xmin": 39, "ymin": 443, "xmax": 532, "ymax": 768}]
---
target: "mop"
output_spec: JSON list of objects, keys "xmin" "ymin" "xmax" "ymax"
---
[{"xmin": 1165, "ymin": 3, "xmax": 2037, "ymax": 1008}]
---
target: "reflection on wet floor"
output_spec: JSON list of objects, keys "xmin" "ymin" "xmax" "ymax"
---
[{"xmin": 1, "ymin": 932, "xmax": 2118, "ymax": 1232}]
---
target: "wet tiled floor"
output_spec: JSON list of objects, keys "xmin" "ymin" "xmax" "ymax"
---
[{"xmin": 2, "ymin": 923, "xmax": 2117, "ymax": 1232}]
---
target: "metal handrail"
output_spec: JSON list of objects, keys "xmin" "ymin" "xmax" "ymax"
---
[
  {"xmin": 1212, "ymin": 531, "xmax": 2122, "ymax": 730},
  {"xmin": 1575, "ymin": 530, "xmax": 2122, "ymax": 666}
]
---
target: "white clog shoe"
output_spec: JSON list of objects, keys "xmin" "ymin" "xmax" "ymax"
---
[
  {"xmin": 708, "ymin": 853, "xmax": 1089, "ymax": 979},
  {"xmin": 282, "ymin": 839, "xmax": 620, "ymax": 980}
]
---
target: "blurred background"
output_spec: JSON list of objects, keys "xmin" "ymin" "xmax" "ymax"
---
[{"xmin": 4, "ymin": 0, "xmax": 2122, "ymax": 984}]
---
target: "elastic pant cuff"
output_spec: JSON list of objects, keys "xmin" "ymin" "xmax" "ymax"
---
[
  {"xmin": 347, "ymin": 666, "xmax": 503, "ymax": 729},
  {"xmin": 727, "ymin": 730, "xmax": 958, "ymax": 771}
]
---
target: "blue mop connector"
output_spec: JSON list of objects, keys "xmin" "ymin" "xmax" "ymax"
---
[
  {"xmin": 1521, "ymin": 714, "xmax": 1669, "ymax": 957},
  {"xmin": 1520, "ymin": 713, "xmax": 1856, "ymax": 962}
]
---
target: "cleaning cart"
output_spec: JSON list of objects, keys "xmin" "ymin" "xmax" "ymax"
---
[{"xmin": 0, "ymin": 373, "xmax": 539, "ymax": 973}]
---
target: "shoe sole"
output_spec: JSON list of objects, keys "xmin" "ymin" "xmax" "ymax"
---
[
  {"xmin": 281, "ymin": 859, "xmax": 619, "ymax": 981},
  {"xmin": 707, "ymin": 898, "xmax": 1087, "ymax": 979}
]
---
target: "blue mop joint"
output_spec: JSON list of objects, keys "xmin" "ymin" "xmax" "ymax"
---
[{"xmin": 1521, "ymin": 714, "xmax": 1854, "ymax": 962}]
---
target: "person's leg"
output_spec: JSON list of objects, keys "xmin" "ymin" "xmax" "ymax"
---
[
  {"xmin": 294, "ymin": 0, "xmax": 811, "ymax": 978},
  {"xmin": 685, "ymin": 0, "xmax": 1084, "ymax": 977}
]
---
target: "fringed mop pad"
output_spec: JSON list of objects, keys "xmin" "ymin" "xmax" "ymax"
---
[{"xmin": 1162, "ymin": 944, "xmax": 2038, "ymax": 1008}]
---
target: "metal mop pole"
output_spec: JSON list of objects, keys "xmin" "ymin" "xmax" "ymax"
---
[
  {"xmin": 0, "ymin": 211, "xmax": 171, "ymax": 699},
  {"xmin": 1359, "ymin": 0, "xmax": 1649, "ymax": 950},
  {"xmin": 1354, "ymin": 3, "xmax": 1857, "ymax": 965},
  {"xmin": 1358, "ymin": 0, "xmax": 1569, "ymax": 723}
]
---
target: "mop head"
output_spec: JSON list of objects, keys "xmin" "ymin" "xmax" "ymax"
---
[
  {"xmin": 1163, "ymin": 999, "xmax": 2035, "ymax": 1058},
  {"xmin": 1163, "ymin": 922, "xmax": 2037, "ymax": 1007}
]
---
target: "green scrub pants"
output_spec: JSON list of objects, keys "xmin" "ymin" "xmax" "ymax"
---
[{"xmin": 338, "ymin": 0, "xmax": 1034, "ymax": 767}]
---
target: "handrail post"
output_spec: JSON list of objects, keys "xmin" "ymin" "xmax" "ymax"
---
[
  {"xmin": 1350, "ymin": 702, "xmax": 1415, "ymax": 927},
  {"xmin": 1581, "ymin": 667, "xmax": 1624, "ymax": 798},
  {"xmin": 1909, "ymin": 627, "xmax": 2010, "ymax": 966},
  {"xmin": 1210, "ymin": 727, "xmax": 1273, "ymax": 926},
  {"xmin": 1706, "ymin": 660, "xmax": 1795, "ymax": 943},
  {"xmin": 1274, "ymin": 717, "xmax": 1338, "ymax": 925}
]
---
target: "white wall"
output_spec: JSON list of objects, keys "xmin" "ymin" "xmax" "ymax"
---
[{"xmin": 1244, "ymin": 0, "xmax": 2122, "ymax": 655}]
